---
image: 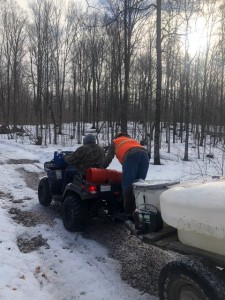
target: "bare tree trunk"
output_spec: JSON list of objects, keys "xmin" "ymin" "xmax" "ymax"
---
[
  {"xmin": 154, "ymin": 0, "xmax": 162, "ymax": 165},
  {"xmin": 184, "ymin": 59, "xmax": 191, "ymax": 161}
]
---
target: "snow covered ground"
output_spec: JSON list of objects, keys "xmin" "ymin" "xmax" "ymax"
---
[
  {"xmin": 0, "ymin": 133, "xmax": 223, "ymax": 300},
  {"xmin": 0, "ymin": 138, "xmax": 158, "ymax": 300}
]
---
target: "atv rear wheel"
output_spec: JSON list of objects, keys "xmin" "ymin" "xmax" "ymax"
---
[
  {"xmin": 158, "ymin": 257, "xmax": 225, "ymax": 300},
  {"xmin": 38, "ymin": 177, "xmax": 52, "ymax": 206},
  {"xmin": 62, "ymin": 195, "xmax": 88, "ymax": 232}
]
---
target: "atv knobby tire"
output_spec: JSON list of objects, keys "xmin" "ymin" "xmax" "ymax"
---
[
  {"xmin": 62, "ymin": 195, "xmax": 88, "ymax": 232},
  {"xmin": 38, "ymin": 177, "xmax": 52, "ymax": 206},
  {"xmin": 158, "ymin": 256, "xmax": 225, "ymax": 300}
]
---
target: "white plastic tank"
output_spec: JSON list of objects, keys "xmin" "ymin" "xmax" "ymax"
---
[
  {"xmin": 133, "ymin": 180, "xmax": 179, "ymax": 211},
  {"xmin": 160, "ymin": 178, "xmax": 225, "ymax": 256}
]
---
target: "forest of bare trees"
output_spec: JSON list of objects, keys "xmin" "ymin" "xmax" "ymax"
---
[{"xmin": 0, "ymin": 0, "xmax": 225, "ymax": 163}]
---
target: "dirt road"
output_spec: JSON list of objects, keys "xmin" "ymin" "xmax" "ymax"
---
[
  {"xmin": 16, "ymin": 159, "xmax": 178, "ymax": 297},
  {"xmin": 0, "ymin": 141, "xmax": 178, "ymax": 299}
]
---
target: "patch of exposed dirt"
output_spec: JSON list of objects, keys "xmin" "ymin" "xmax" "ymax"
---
[
  {"xmin": 7, "ymin": 159, "xmax": 39, "ymax": 164},
  {"xmin": 17, "ymin": 167, "xmax": 44, "ymax": 191},
  {"xmin": 8, "ymin": 207, "xmax": 54, "ymax": 227},
  {"xmin": 0, "ymin": 190, "xmax": 13, "ymax": 201},
  {"xmin": 17, "ymin": 234, "xmax": 49, "ymax": 253},
  {"xmin": 6, "ymin": 158, "xmax": 44, "ymax": 191}
]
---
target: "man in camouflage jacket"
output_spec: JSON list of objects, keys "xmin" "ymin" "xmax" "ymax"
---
[{"xmin": 65, "ymin": 133, "xmax": 105, "ymax": 175}]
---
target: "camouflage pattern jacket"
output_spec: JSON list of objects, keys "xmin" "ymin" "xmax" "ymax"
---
[{"xmin": 65, "ymin": 144, "xmax": 105, "ymax": 175}]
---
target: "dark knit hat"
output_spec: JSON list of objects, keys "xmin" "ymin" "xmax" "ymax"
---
[{"xmin": 83, "ymin": 134, "xmax": 96, "ymax": 145}]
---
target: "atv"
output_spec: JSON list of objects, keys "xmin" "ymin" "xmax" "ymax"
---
[{"xmin": 38, "ymin": 150, "xmax": 124, "ymax": 232}]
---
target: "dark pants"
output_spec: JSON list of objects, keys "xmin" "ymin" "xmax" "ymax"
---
[
  {"xmin": 61, "ymin": 165, "xmax": 78, "ymax": 193},
  {"xmin": 122, "ymin": 151, "xmax": 149, "ymax": 214}
]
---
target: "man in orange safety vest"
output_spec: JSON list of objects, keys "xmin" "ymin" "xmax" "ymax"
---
[{"xmin": 103, "ymin": 133, "xmax": 149, "ymax": 214}]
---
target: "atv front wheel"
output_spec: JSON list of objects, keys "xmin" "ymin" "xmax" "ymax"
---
[
  {"xmin": 62, "ymin": 196, "xmax": 88, "ymax": 232},
  {"xmin": 158, "ymin": 257, "xmax": 225, "ymax": 300},
  {"xmin": 38, "ymin": 177, "xmax": 52, "ymax": 206}
]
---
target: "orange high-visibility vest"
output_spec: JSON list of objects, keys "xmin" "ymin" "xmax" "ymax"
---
[{"xmin": 113, "ymin": 137, "xmax": 144, "ymax": 163}]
